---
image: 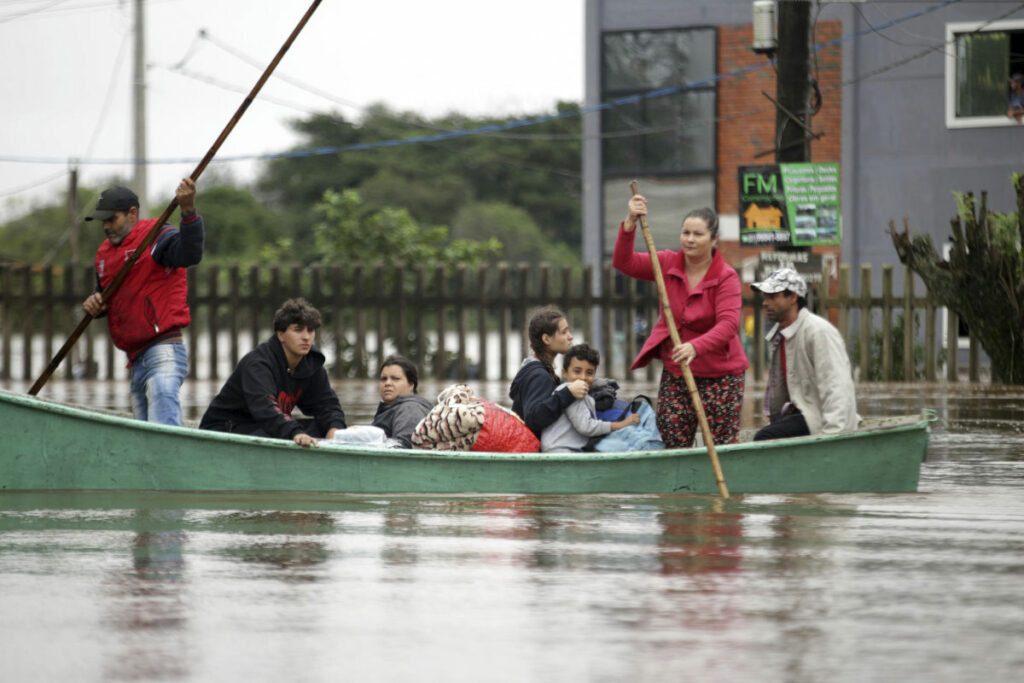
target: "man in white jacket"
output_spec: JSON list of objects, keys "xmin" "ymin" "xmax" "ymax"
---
[{"xmin": 751, "ymin": 268, "xmax": 859, "ymax": 440}]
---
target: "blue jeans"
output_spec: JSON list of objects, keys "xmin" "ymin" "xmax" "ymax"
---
[{"xmin": 129, "ymin": 342, "xmax": 188, "ymax": 426}]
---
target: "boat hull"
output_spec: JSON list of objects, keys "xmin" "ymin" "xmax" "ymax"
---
[{"xmin": 0, "ymin": 390, "xmax": 930, "ymax": 494}]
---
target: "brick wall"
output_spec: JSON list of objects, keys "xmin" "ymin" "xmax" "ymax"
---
[{"xmin": 715, "ymin": 21, "xmax": 843, "ymax": 278}]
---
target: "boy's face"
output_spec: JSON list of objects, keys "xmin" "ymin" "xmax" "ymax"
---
[{"xmin": 562, "ymin": 357, "xmax": 597, "ymax": 388}]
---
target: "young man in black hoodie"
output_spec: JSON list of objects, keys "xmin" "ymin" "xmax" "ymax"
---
[{"xmin": 199, "ymin": 298, "xmax": 347, "ymax": 447}]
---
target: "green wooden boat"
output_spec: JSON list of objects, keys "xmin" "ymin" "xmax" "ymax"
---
[{"xmin": 0, "ymin": 389, "xmax": 932, "ymax": 494}]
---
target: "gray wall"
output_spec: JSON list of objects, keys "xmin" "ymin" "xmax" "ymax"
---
[
  {"xmin": 584, "ymin": 1, "xmax": 1024, "ymax": 293},
  {"xmin": 841, "ymin": 2, "xmax": 1024, "ymax": 290}
]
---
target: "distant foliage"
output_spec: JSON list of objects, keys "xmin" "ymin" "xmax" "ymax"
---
[
  {"xmin": 1, "ymin": 102, "xmax": 582, "ymax": 267},
  {"xmin": 309, "ymin": 189, "xmax": 500, "ymax": 269},
  {"xmin": 257, "ymin": 102, "xmax": 582, "ymax": 262}
]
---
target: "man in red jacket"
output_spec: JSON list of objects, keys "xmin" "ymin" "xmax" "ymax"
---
[{"xmin": 82, "ymin": 180, "xmax": 204, "ymax": 426}]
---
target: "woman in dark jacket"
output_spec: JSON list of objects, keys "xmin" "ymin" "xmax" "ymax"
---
[
  {"xmin": 508, "ymin": 307, "xmax": 588, "ymax": 438},
  {"xmin": 372, "ymin": 355, "xmax": 433, "ymax": 448}
]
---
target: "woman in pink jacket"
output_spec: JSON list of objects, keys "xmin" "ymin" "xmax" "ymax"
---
[{"xmin": 613, "ymin": 195, "xmax": 749, "ymax": 448}]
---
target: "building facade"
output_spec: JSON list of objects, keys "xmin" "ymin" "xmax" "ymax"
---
[{"xmin": 583, "ymin": 0, "xmax": 1024, "ymax": 292}]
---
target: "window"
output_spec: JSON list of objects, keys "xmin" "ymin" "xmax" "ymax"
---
[
  {"xmin": 600, "ymin": 27, "xmax": 717, "ymax": 253},
  {"xmin": 946, "ymin": 20, "xmax": 1024, "ymax": 128}
]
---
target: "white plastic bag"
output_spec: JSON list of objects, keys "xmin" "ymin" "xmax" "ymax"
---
[{"xmin": 329, "ymin": 425, "xmax": 395, "ymax": 447}]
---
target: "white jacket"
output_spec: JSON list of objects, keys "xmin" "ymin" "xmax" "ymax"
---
[{"xmin": 766, "ymin": 308, "xmax": 859, "ymax": 434}]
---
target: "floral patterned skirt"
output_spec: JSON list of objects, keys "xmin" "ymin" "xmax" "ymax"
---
[{"xmin": 655, "ymin": 370, "xmax": 745, "ymax": 449}]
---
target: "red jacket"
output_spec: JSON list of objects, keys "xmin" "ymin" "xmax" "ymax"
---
[
  {"xmin": 613, "ymin": 222, "xmax": 749, "ymax": 378},
  {"xmin": 95, "ymin": 218, "xmax": 191, "ymax": 357}
]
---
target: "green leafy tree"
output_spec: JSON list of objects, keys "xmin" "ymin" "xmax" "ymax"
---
[
  {"xmin": 256, "ymin": 102, "xmax": 582, "ymax": 260},
  {"xmin": 197, "ymin": 184, "xmax": 287, "ymax": 262},
  {"xmin": 0, "ymin": 203, "xmax": 74, "ymax": 264},
  {"xmin": 310, "ymin": 189, "xmax": 500, "ymax": 268},
  {"xmin": 451, "ymin": 201, "xmax": 580, "ymax": 265},
  {"xmin": 890, "ymin": 173, "xmax": 1024, "ymax": 383}
]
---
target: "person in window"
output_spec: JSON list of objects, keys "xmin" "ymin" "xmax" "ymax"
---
[{"xmin": 1008, "ymin": 73, "xmax": 1024, "ymax": 123}]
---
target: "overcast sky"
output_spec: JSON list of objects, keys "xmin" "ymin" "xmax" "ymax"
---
[{"xmin": 0, "ymin": 0, "xmax": 584, "ymax": 221}]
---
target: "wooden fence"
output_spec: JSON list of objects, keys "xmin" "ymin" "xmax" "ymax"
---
[{"xmin": 0, "ymin": 261, "xmax": 985, "ymax": 385}]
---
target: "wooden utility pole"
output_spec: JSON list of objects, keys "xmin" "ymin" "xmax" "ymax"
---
[
  {"xmin": 132, "ymin": 0, "xmax": 147, "ymax": 214},
  {"xmin": 775, "ymin": 0, "xmax": 812, "ymax": 164},
  {"xmin": 66, "ymin": 167, "xmax": 79, "ymax": 264}
]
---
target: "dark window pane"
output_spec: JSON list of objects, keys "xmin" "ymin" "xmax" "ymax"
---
[
  {"xmin": 603, "ymin": 29, "xmax": 716, "ymax": 92},
  {"xmin": 956, "ymin": 31, "xmax": 1010, "ymax": 117},
  {"xmin": 602, "ymin": 91, "xmax": 715, "ymax": 175}
]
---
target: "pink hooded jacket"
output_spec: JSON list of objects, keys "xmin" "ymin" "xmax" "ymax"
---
[{"xmin": 613, "ymin": 222, "xmax": 749, "ymax": 378}]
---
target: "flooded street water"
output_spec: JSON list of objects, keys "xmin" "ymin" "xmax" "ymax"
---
[{"xmin": 1, "ymin": 380, "xmax": 1023, "ymax": 681}]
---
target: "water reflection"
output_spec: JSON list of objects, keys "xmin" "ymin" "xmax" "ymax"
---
[
  {"xmin": 103, "ymin": 509, "xmax": 190, "ymax": 682},
  {"xmin": 657, "ymin": 504, "xmax": 744, "ymax": 575},
  {"xmin": 216, "ymin": 511, "xmax": 334, "ymax": 578},
  {"xmin": 3, "ymin": 378, "xmax": 1024, "ymax": 682}
]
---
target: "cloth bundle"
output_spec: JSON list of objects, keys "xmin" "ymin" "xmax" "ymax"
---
[{"xmin": 411, "ymin": 384, "xmax": 540, "ymax": 452}]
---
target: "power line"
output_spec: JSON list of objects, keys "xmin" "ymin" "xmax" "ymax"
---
[{"xmin": 1, "ymin": 0, "xmax": 1018, "ymax": 169}]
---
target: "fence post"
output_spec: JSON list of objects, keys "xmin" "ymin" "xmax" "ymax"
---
[
  {"xmin": 602, "ymin": 264, "xmax": 616, "ymax": 376},
  {"xmin": 374, "ymin": 264, "xmax": 385, "ymax": 379},
  {"xmin": 752, "ymin": 289, "xmax": 764, "ymax": 382},
  {"xmin": 881, "ymin": 265, "xmax": 893, "ymax": 381},
  {"xmin": 42, "ymin": 267, "xmax": 54, "ymax": 371},
  {"xmin": 22, "ymin": 267, "xmax": 33, "ymax": 381},
  {"xmin": 434, "ymin": 264, "xmax": 447, "ymax": 380},
  {"xmin": 477, "ymin": 265, "xmax": 488, "ymax": 381},
  {"xmin": 455, "ymin": 265, "xmax": 467, "ymax": 379},
  {"xmin": 2, "ymin": 266, "xmax": 12, "ymax": 379},
  {"xmin": 946, "ymin": 307, "xmax": 959, "ymax": 382},
  {"xmin": 83, "ymin": 265, "xmax": 96, "ymax": 379},
  {"xmin": 331, "ymin": 264, "xmax": 344, "ymax": 380},
  {"xmin": 969, "ymin": 334, "xmax": 980, "ymax": 382},
  {"xmin": 860, "ymin": 264, "xmax": 872, "ymax": 381},
  {"xmin": 925, "ymin": 289, "xmax": 937, "ymax": 382},
  {"xmin": 248, "ymin": 265, "xmax": 260, "ymax": 349},
  {"xmin": 498, "ymin": 264, "xmax": 510, "ymax": 381},
  {"xmin": 838, "ymin": 264, "xmax": 850, "ymax": 349},
  {"xmin": 353, "ymin": 264, "xmax": 367, "ymax": 378},
  {"xmin": 208, "ymin": 264, "xmax": 220, "ymax": 381},
  {"xmin": 903, "ymin": 265, "xmax": 914, "ymax": 382}
]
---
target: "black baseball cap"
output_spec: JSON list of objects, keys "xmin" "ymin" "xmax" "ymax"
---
[{"xmin": 85, "ymin": 186, "xmax": 139, "ymax": 222}]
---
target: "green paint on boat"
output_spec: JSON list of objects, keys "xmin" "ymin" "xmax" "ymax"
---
[{"xmin": 0, "ymin": 390, "xmax": 931, "ymax": 494}]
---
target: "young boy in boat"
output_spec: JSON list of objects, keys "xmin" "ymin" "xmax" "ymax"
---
[
  {"xmin": 540, "ymin": 343, "xmax": 640, "ymax": 453},
  {"xmin": 199, "ymin": 298, "xmax": 347, "ymax": 448}
]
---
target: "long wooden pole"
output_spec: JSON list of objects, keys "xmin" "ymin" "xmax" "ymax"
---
[
  {"xmin": 629, "ymin": 181, "xmax": 730, "ymax": 498},
  {"xmin": 28, "ymin": 0, "xmax": 323, "ymax": 396}
]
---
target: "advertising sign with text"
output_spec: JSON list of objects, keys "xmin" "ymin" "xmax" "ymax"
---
[{"xmin": 738, "ymin": 163, "xmax": 841, "ymax": 247}]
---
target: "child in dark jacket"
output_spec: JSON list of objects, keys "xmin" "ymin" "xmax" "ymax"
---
[{"xmin": 199, "ymin": 298, "xmax": 347, "ymax": 448}]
